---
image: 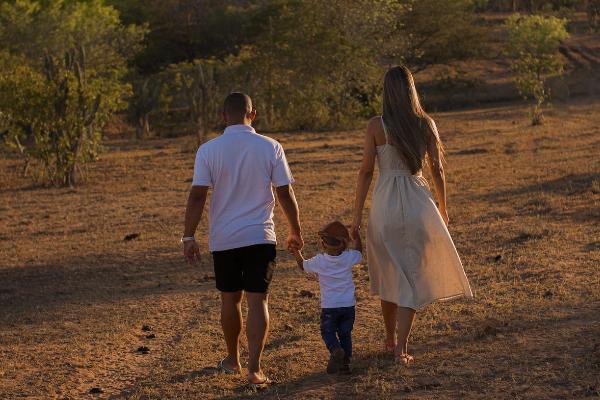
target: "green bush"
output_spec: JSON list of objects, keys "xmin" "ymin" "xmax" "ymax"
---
[
  {"xmin": 128, "ymin": 75, "xmax": 166, "ymax": 139},
  {"xmin": 0, "ymin": 0, "xmax": 145, "ymax": 185},
  {"xmin": 505, "ymin": 14, "xmax": 569, "ymax": 125},
  {"xmin": 225, "ymin": 0, "xmax": 488, "ymax": 131}
]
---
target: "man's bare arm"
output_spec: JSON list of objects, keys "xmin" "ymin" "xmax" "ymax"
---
[
  {"xmin": 184, "ymin": 186, "xmax": 209, "ymax": 236},
  {"xmin": 275, "ymin": 184, "xmax": 303, "ymax": 250},
  {"xmin": 183, "ymin": 185, "xmax": 209, "ymax": 265}
]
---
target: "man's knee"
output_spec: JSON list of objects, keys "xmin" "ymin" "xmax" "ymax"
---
[
  {"xmin": 245, "ymin": 292, "xmax": 268, "ymax": 308},
  {"xmin": 221, "ymin": 291, "xmax": 243, "ymax": 306}
]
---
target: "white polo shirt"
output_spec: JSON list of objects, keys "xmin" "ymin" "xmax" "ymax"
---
[
  {"xmin": 192, "ymin": 124, "xmax": 294, "ymax": 252},
  {"xmin": 303, "ymin": 250, "xmax": 362, "ymax": 308}
]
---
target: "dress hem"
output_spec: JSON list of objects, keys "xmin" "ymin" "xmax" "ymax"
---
[{"xmin": 371, "ymin": 290, "xmax": 474, "ymax": 312}]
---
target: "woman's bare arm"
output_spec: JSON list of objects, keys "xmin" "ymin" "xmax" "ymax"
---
[
  {"xmin": 352, "ymin": 118, "xmax": 378, "ymax": 233},
  {"xmin": 425, "ymin": 119, "xmax": 449, "ymax": 226}
]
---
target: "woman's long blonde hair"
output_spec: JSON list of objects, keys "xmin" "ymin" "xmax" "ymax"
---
[{"xmin": 382, "ymin": 65, "xmax": 442, "ymax": 174}]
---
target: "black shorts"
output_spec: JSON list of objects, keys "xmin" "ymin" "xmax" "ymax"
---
[{"xmin": 212, "ymin": 244, "xmax": 276, "ymax": 293}]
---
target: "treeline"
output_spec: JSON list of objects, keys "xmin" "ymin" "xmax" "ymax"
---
[
  {"xmin": 117, "ymin": 0, "xmax": 491, "ymax": 136},
  {"xmin": 0, "ymin": 0, "xmax": 594, "ymax": 185},
  {"xmin": 487, "ymin": 0, "xmax": 587, "ymax": 11}
]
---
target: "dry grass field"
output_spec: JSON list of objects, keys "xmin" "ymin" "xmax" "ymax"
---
[{"xmin": 1, "ymin": 98, "xmax": 599, "ymax": 399}]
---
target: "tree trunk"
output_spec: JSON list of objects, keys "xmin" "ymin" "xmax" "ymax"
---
[
  {"xmin": 67, "ymin": 127, "xmax": 86, "ymax": 186},
  {"xmin": 136, "ymin": 114, "xmax": 150, "ymax": 139},
  {"xmin": 194, "ymin": 114, "xmax": 204, "ymax": 146},
  {"xmin": 136, "ymin": 117, "xmax": 144, "ymax": 139},
  {"xmin": 67, "ymin": 161, "xmax": 79, "ymax": 186},
  {"xmin": 532, "ymin": 105, "xmax": 544, "ymax": 125},
  {"xmin": 143, "ymin": 114, "xmax": 150, "ymax": 138},
  {"xmin": 201, "ymin": 85, "xmax": 209, "ymax": 143}
]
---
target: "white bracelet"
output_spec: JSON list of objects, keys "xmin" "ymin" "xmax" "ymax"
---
[{"xmin": 181, "ymin": 236, "xmax": 195, "ymax": 243}]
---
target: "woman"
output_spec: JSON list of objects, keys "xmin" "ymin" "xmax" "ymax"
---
[{"xmin": 352, "ymin": 66, "xmax": 473, "ymax": 364}]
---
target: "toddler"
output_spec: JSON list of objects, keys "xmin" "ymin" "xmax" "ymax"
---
[{"xmin": 292, "ymin": 220, "xmax": 362, "ymax": 373}]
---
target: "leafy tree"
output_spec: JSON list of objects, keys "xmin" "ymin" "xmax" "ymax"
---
[
  {"xmin": 391, "ymin": 0, "xmax": 490, "ymax": 72},
  {"xmin": 128, "ymin": 76, "xmax": 165, "ymax": 139},
  {"xmin": 107, "ymin": 0, "xmax": 264, "ymax": 73},
  {"xmin": 234, "ymin": 0, "xmax": 488, "ymax": 130},
  {"xmin": 0, "ymin": 0, "xmax": 145, "ymax": 185},
  {"xmin": 479, "ymin": 0, "xmax": 583, "ymax": 11},
  {"xmin": 167, "ymin": 59, "xmax": 238, "ymax": 144},
  {"xmin": 505, "ymin": 14, "xmax": 569, "ymax": 125},
  {"xmin": 237, "ymin": 0, "xmax": 398, "ymax": 130}
]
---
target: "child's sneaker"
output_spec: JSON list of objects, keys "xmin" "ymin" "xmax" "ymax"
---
[
  {"xmin": 340, "ymin": 356, "xmax": 352, "ymax": 373},
  {"xmin": 327, "ymin": 348, "xmax": 345, "ymax": 374}
]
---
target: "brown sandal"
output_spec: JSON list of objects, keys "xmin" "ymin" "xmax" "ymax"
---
[
  {"xmin": 218, "ymin": 358, "xmax": 240, "ymax": 375},
  {"xmin": 395, "ymin": 353, "xmax": 414, "ymax": 365},
  {"xmin": 248, "ymin": 376, "xmax": 273, "ymax": 390}
]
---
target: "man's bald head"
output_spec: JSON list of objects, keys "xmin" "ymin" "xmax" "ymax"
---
[{"xmin": 223, "ymin": 92, "xmax": 254, "ymax": 124}]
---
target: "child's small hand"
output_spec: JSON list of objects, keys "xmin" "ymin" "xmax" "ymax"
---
[
  {"xmin": 288, "ymin": 243, "xmax": 300, "ymax": 254},
  {"xmin": 290, "ymin": 246, "xmax": 304, "ymax": 270}
]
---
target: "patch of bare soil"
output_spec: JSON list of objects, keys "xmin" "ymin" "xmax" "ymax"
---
[{"xmin": 1, "ymin": 98, "xmax": 599, "ymax": 399}]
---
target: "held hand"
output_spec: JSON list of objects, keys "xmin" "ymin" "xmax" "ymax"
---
[
  {"xmin": 287, "ymin": 231, "xmax": 304, "ymax": 253},
  {"xmin": 291, "ymin": 247, "xmax": 301, "ymax": 258},
  {"xmin": 183, "ymin": 240, "xmax": 201, "ymax": 266}
]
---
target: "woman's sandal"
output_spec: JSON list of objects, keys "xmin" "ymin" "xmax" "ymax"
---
[
  {"xmin": 218, "ymin": 358, "xmax": 240, "ymax": 375},
  {"xmin": 248, "ymin": 377, "xmax": 273, "ymax": 390},
  {"xmin": 395, "ymin": 353, "xmax": 414, "ymax": 365}
]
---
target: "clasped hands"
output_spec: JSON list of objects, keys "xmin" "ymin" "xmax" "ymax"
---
[{"xmin": 286, "ymin": 231, "xmax": 304, "ymax": 255}]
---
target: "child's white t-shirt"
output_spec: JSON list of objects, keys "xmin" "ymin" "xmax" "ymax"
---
[{"xmin": 303, "ymin": 250, "xmax": 362, "ymax": 308}]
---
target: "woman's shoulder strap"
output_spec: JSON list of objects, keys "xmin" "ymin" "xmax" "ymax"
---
[{"xmin": 380, "ymin": 115, "xmax": 389, "ymax": 144}]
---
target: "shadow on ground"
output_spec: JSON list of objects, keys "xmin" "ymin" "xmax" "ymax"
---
[{"xmin": 0, "ymin": 248, "xmax": 209, "ymax": 327}]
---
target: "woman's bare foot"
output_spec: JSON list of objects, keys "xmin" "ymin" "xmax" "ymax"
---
[
  {"xmin": 248, "ymin": 370, "xmax": 270, "ymax": 385},
  {"xmin": 384, "ymin": 339, "xmax": 397, "ymax": 354}
]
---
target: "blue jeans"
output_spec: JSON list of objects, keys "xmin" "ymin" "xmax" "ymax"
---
[{"xmin": 320, "ymin": 306, "xmax": 355, "ymax": 358}]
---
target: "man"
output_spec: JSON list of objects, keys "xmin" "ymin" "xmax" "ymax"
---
[{"xmin": 182, "ymin": 92, "xmax": 303, "ymax": 387}]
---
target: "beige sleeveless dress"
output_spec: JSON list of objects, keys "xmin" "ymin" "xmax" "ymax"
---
[{"xmin": 367, "ymin": 117, "xmax": 473, "ymax": 310}]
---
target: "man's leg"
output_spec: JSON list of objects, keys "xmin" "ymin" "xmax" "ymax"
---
[
  {"xmin": 221, "ymin": 291, "xmax": 243, "ymax": 372},
  {"xmin": 242, "ymin": 244, "xmax": 276, "ymax": 383},
  {"xmin": 246, "ymin": 292, "xmax": 269, "ymax": 382}
]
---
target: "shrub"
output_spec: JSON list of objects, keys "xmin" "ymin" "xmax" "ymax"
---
[
  {"xmin": 505, "ymin": 14, "xmax": 569, "ymax": 125},
  {"xmin": 0, "ymin": 0, "xmax": 145, "ymax": 185}
]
